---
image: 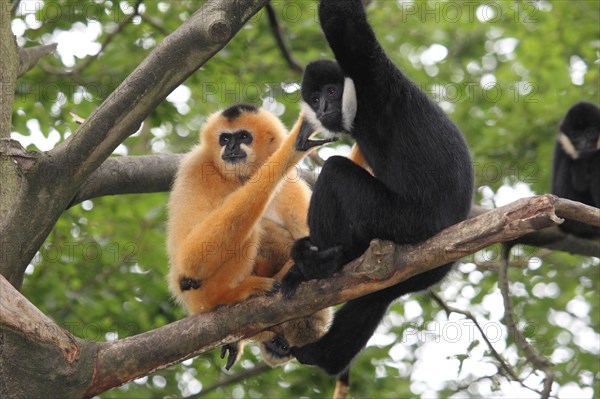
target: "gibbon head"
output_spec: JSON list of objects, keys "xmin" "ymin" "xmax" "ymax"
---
[
  {"xmin": 300, "ymin": 60, "xmax": 357, "ymax": 136},
  {"xmin": 200, "ymin": 104, "xmax": 287, "ymax": 181},
  {"xmin": 558, "ymin": 101, "xmax": 600, "ymax": 160},
  {"xmin": 259, "ymin": 307, "xmax": 332, "ymax": 366}
]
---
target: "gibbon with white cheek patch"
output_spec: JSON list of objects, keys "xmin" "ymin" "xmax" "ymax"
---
[
  {"xmin": 552, "ymin": 101, "xmax": 600, "ymax": 238},
  {"xmin": 167, "ymin": 104, "xmax": 333, "ymax": 368},
  {"xmin": 281, "ymin": 0, "xmax": 474, "ymax": 378}
]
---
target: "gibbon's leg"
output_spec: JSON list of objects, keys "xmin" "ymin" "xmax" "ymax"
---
[
  {"xmin": 278, "ymin": 145, "xmax": 371, "ymax": 297},
  {"xmin": 292, "ymin": 291, "xmax": 390, "ymax": 375},
  {"xmin": 290, "ymin": 263, "xmax": 453, "ymax": 375},
  {"xmin": 254, "ymin": 218, "xmax": 295, "ymax": 278}
]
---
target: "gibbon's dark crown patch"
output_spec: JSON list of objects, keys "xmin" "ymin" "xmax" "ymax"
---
[
  {"xmin": 222, "ymin": 103, "xmax": 259, "ymax": 122},
  {"xmin": 560, "ymin": 101, "xmax": 600, "ymax": 133},
  {"xmin": 301, "ymin": 60, "xmax": 345, "ymax": 99}
]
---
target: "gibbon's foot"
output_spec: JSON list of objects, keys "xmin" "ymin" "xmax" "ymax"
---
[
  {"xmin": 292, "ymin": 238, "xmax": 344, "ymax": 279},
  {"xmin": 266, "ymin": 281, "xmax": 281, "ymax": 297},
  {"xmin": 282, "ymin": 239, "xmax": 344, "ymax": 298},
  {"xmin": 281, "ymin": 266, "xmax": 304, "ymax": 299},
  {"xmin": 220, "ymin": 342, "xmax": 239, "ymax": 370},
  {"xmin": 262, "ymin": 334, "xmax": 291, "ymax": 359},
  {"xmin": 291, "ymin": 342, "xmax": 344, "ymax": 375}
]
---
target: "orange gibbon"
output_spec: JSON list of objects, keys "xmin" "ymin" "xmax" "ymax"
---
[{"xmin": 167, "ymin": 104, "xmax": 333, "ymax": 367}]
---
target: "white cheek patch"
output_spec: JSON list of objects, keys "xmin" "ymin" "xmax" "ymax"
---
[
  {"xmin": 300, "ymin": 101, "xmax": 320, "ymax": 129},
  {"xmin": 558, "ymin": 132, "xmax": 579, "ymax": 159},
  {"xmin": 301, "ymin": 101, "xmax": 336, "ymax": 136},
  {"xmin": 240, "ymin": 143, "xmax": 255, "ymax": 163},
  {"xmin": 342, "ymin": 77, "xmax": 357, "ymax": 132}
]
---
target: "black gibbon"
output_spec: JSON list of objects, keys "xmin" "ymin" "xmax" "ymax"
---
[
  {"xmin": 281, "ymin": 0, "xmax": 474, "ymax": 376},
  {"xmin": 167, "ymin": 104, "xmax": 332, "ymax": 367},
  {"xmin": 552, "ymin": 101, "xmax": 600, "ymax": 237}
]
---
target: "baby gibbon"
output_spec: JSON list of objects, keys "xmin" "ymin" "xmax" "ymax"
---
[{"xmin": 167, "ymin": 104, "xmax": 332, "ymax": 367}]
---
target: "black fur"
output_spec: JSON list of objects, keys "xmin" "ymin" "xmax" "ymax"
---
[
  {"xmin": 282, "ymin": 0, "xmax": 474, "ymax": 376},
  {"xmin": 552, "ymin": 101, "xmax": 600, "ymax": 238},
  {"xmin": 221, "ymin": 103, "xmax": 258, "ymax": 121},
  {"xmin": 300, "ymin": 61, "xmax": 345, "ymax": 102}
]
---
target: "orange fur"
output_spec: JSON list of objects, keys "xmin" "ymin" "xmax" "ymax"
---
[{"xmin": 349, "ymin": 143, "xmax": 372, "ymax": 174}]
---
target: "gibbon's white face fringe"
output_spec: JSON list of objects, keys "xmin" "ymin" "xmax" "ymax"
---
[
  {"xmin": 558, "ymin": 132, "xmax": 579, "ymax": 159},
  {"xmin": 341, "ymin": 77, "xmax": 357, "ymax": 132}
]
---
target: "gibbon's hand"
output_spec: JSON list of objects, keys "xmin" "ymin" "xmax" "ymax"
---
[
  {"xmin": 221, "ymin": 343, "xmax": 239, "ymax": 371},
  {"xmin": 295, "ymin": 119, "xmax": 338, "ymax": 152}
]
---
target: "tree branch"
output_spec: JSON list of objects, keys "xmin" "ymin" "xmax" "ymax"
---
[
  {"xmin": 429, "ymin": 291, "xmax": 520, "ymax": 382},
  {"xmin": 498, "ymin": 245, "xmax": 554, "ymax": 399},
  {"xmin": 67, "ymin": 154, "xmax": 184, "ymax": 208},
  {"xmin": 265, "ymin": 3, "xmax": 303, "ymax": 73},
  {"xmin": 0, "ymin": 275, "xmax": 78, "ymax": 359},
  {"xmin": 0, "ymin": 0, "xmax": 18, "ymax": 139},
  {"xmin": 17, "ymin": 43, "xmax": 57, "ymax": 77},
  {"xmin": 85, "ymin": 194, "xmax": 584, "ymax": 396},
  {"xmin": 1, "ymin": 194, "xmax": 594, "ymax": 397}
]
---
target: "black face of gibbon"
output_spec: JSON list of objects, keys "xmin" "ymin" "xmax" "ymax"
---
[
  {"xmin": 220, "ymin": 130, "xmax": 253, "ymax": 163},
  {"xmin": 559, "ymin": 101, "xmax": 600, "ymax": 159},
  {"xmin": 552, "ymin": 101, "xmax": 600, "ymax": 238},
  {"xmin": 301, "ymin": 60, "xmax": 348, "ymax": 133}
]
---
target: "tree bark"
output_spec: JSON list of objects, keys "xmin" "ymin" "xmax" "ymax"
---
[{"xmin": 0, "ymin": 0, "xmax": 18, "ymax": 139}]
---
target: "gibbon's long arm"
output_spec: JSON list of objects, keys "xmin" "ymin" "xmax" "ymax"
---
[{"xmin": 318, "ymin": 0, "xmax": 393, "ymax": 81}]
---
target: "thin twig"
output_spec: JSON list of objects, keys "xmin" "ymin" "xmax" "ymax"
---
[
  {"xmin": 17, "ymin": 44, "xmax": 57, "ymax": 77},
  {"xmin": 429, "ymin": 291, "xmax": 520, "ymax": 382},
  {"xmin": 265, "ymin": 2, "xmax": 303, "ymax": 73},
  {"xmin": 498, "ymin": 244, "xmax": 555, "ymax": 399}
]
